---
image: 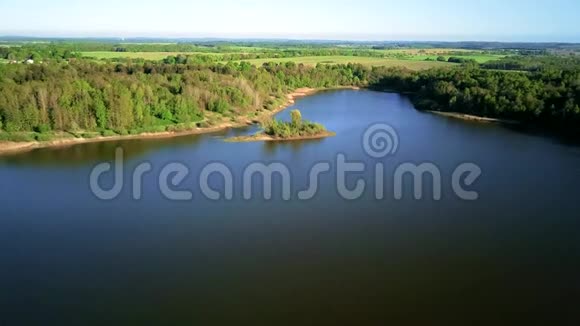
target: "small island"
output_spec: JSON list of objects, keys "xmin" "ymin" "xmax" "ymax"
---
[{"xmin": 226, "ymin": 110, "xmax": 335, "ymax": 142}]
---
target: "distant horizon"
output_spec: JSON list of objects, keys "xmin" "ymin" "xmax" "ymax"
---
[{"xmin": 1, "ymin": 34, "xmax": 580, "ymax": 44}]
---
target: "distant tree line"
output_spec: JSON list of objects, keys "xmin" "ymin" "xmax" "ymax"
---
[
  {"xmin": 481, "ymin": 55, "xmax": 580, "ymax": 72},
  {"xmin": 1, "ymin": 42, "xmax": 498, "ymax": 64},
  {"xmin": 0, "ymin": 44, "xmax": 81, "ymax": 61}
]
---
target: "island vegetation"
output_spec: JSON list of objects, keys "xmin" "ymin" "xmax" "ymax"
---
[{"xmin": 227, "ymin": 109, "xmax": 333, "ymax": 142}]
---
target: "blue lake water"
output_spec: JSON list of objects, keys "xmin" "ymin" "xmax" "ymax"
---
[{"xmin": 1, "ymin": 89, "xmax": 579, "ymax": 324}]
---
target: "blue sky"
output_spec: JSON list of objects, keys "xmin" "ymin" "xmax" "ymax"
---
[{"xmin": 0, "ymin": 0, "xmax": 578, "ymax": 41}]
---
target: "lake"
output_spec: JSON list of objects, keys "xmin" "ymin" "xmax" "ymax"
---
[{"xmin": 1, "ymin": 89, "xmax": 579, "ymax": 324}]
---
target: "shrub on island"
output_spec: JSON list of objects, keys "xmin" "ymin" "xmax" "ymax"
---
[{"xmin": 261, "ymin": 110, "xmax": 327, "ymax": 138}]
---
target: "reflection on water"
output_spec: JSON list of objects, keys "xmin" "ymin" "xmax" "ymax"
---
[
  {"xmin": 261, "ymin": 138, "xmax": 325, "ymax": 156},
  {"xmin": 0, "ymin": 132, "xmax": 214, "ymax": 167},
  {"xmin": 0, "ymin": 126, "xmax": 262, "ymax": 167}
]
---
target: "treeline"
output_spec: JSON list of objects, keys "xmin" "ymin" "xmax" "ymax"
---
[
  {"xmin": 481, "ymin": 55, "xmax": 580, "ymax": 72},
  {"xmin": 0, "ymin": 43, "xmax": 247, "ymax": 61},
  {"xmin": 0, "ymin": 44, "xmax": 81, "ymax": 61},
  {"xmin": 0, "ymin": 61, "xmax": 367, "ymax": 136},
  {"xmin": 0, "ymin": 42, "xmax": 400, "ymax": 62},
  {"xmin": 151, "ymin": 49, "xmax": 414, "ymax": 64},
  {"xmin": 371, "ymin": 66, "xmax": 580, "ymax": 132},
  {"xmin": 1, "ymin": 42, "xmax": 501, "ymax": 65},
  {"xmin": 429, "ymin": 56, "xmax": 479, "ymax": 64},
  {"xmin": 159, "ymin": 48, "xmax": 397, "ymax": 65}
]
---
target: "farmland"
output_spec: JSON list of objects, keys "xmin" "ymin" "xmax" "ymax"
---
[
  {"xmin": 234, "ymin": 56, "xmax": 455, "ymax": 70},
  {"xmin": 78, "ymin": 46, "xmax": 504, "ymax": 69}
]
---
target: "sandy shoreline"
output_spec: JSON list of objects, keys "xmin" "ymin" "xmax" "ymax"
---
[
  {"xmin": 426, "ymin": 110, "xmax": 520, "ymax": 124},
  {"xmin": 225, "ymin": 131, "xmax": 336, "ymax": 143},
  {"xmin": 0, "ymin": 86, "xmax": 359, "ymax": 156}
]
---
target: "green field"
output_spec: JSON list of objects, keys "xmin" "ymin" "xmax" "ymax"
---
[
  {"xmin": 81, "ymin": 51, "xmax": 458, "ymax": 69},
  {"xmin": 375, "ymin": 48, "xmax": 506, "ymax": 63},
  {"xmin": 234, "ymin": 56, "xmax": 455, "ymax": 70},
  {"xmin": 78, "ymin": 47, "xmax": 505, "ymax": 70},
  {"xmin": 80, "ymin": 47, "xmax": 503, "ymax": 67}
]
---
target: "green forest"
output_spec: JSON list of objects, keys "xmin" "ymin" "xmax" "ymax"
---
[
  {"xmin": 0, "ymin": 42, "xmax": 579, "ymax": 141},
  {"xmin": 0, "ymin": 60, "xmax": 368, "ymax": 140},
  {"xmin": 371, "ymin": 64, "xmax": 580, "ymax": 131}
]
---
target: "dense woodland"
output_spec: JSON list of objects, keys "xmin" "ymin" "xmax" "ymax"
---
[
  {"xmin": 0, "ymin": 60, "xmax": 367, "ymax": 139},
  {"xmin": 481, "ymin": 55, "xmax": 580, "ymax": 72},
  {"xmin": 372, "ymin": 66, "xmax": 580, "ymax": 131},
  {"xmin": 0, "ymin": 47, "xmax": 579, "ymax": 140}
]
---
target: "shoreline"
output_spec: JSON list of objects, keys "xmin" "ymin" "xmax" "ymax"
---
[
  {"xmin": 426, "ymin": 110, "xmax": 520, "ymax": 125},
  {"xmin": 225, "ymin": 131, "xmax": 336, "ymax": 143},
  {"xmin": 0, "ymin": 86, "xmax": 359, "ymax": 156}
]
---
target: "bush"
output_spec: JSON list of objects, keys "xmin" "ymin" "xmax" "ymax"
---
[
  {"xmin": 291, "ymin": 109, "xmax": 302, "ymax": 127},
  {"xmin": 100, "ymin": 130, "xmax": 117, "ymax": 137},
  {"xmin": 34, "ymin": 133, "xmax": 53, "ymax": 142},
  {"xmin": 261, "ymin": 110, "xmax": 327, "ymax": 138},
  {"xmin": 4, "ymin": 122, "xmax": 23, "ymax": 133},
  {"xmin": 166, "ymin": 123, "xmax": 195, "ymax": 132},
  {"xmin": 115, "ymin": 128, "xmax": 129, "ymax": 136},
  {"xmin": 81, "ymin": 133, "xmax": 98, "ymax": 139},
  {"xmin": 147, "ymin": 125, "xmax": 169, "ymax": 133},
  {"xmin": 197, "ymin": 121, "xmax": 210, "ymax": 128},
  {"xmin": 0, "ymin": 133, "xmax": 36, "ymax": 142},
  {"xmin": 447, "ymin": 57, "xmax": 478, "ymax": 65},
  {"xmin": 34, "ymin": 124, "xmax": 51, "ymax": 133},
  {"xmin": 208, "ymin": 98, "xmax": 230, "ymax": 114}
]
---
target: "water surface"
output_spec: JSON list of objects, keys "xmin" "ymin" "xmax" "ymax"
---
[{"xmin": 1, "ymin": 90, "xmax": 579, "ymax": 324}]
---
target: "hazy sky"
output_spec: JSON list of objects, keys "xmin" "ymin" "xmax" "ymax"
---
[{"xmin": 1, "ymin": 0, "xmax": 579, "ymax": 41}]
